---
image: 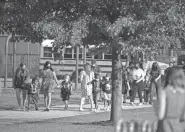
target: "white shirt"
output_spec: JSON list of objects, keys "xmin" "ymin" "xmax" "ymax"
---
[{"xmin": 132, "ymin": 68, "xmax": 145, "ymax": 81}]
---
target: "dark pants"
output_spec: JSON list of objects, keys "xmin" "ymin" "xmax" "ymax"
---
[
  {"xmin": 150, "ymin": 79, "xmax": 161, "ymax": 102},
  {"xmin": 131, "ymin": 81, "xmax": 144, "ymax": 103}
]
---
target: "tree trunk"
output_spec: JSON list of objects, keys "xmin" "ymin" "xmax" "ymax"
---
[{"xmin": 110, "ymin": 45, "xmax": 122, "ymax": 125}]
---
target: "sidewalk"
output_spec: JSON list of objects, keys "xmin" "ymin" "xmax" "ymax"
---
[{"xmin": 0, "ymin": 100, "xmax": 152, "ymax": 125}]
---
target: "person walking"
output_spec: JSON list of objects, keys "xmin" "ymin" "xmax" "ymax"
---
[
  {"xmin": 148, "ymin": 62, "xmax": 162, "ymax": 104},
  {"xmin": 14, "ymin": 63, "xmax": 30, "ymax": 110},
  {"xmin": 156, "ymin": 66, "xmax": 185, "ymax": 132},
  {"xmin": 79, "ymin": 63, "xmax": 94, "ymax": 111},
  {"xmin": 87, "ymin": 73, "xmax": 102, "ymax": 112},
  {"xmin": 27, "ymin": 77, "xmax": 40, "ymax": 111},
  {"xmin": 40, "ymin": 61, "xmax": 59, "ymax": 111},
  {"xmin": 130, "ymin": 63, "xmax": 145, "ymax": 106},
  {"xmin": 60, "ymin": 74, "xmax": 73, "ymax": 111}
]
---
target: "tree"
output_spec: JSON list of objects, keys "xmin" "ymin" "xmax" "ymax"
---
[{"xmin": 2, "ymin": 0, "xmax": 185, "ymax": 125}]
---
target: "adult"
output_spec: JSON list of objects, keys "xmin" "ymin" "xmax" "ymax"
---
[
  {"xmin": 130, "ymin": 63, "xmax": 145, "ymax": 106},
  {"xmin": 79, "ymin": 63, "xmax": 94, "ymax": 111},
  {"xmin": 91, "ymin": 60, "xmax": 101, "ymax": 75},
  {"xmin": 14, "ymin": 63, "xmax": 30, "ymax": 110},
  {"xmin": 40, "ymin": 61, "xmax": 59, "ymax": 111},
  {"xmin": 156, "ymin": 66, "xmax": 185, "ymax": 132},
  {"xmin": 149, "ymin": 62, "xmax": 162, "ymax": 103}
]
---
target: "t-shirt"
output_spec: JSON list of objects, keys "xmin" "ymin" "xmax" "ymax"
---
[
  {"xmin": 92, "ymin": 79, "xmax": 101, "ymax": 92},
  {"xmin": 102, "ymin": 80, "xmax": 112, "ymax": 94},
  {"xmin": 28, "ymin": 82, "xmax": 38, "ymax": 94},
  {"xmin": 132, "ymin": 68, "xmax": 145, "ymax": 81},
  {"xmin": 150, "ymin": 69, "xmax": 161, "ymax": 80}
]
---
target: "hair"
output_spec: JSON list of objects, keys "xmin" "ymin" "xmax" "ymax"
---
[
  {"xmin": 164, "ymin": 66, "xmax": 185, "ymax": 89},
  {"xmin": 43, "ymin": 61, "xmax": 53, "ymax": 71},
  {"xmin": 64, "ymin": 74, "xmax": 70, "ymax": 80},
  {"xmin": 32, "ymin": 77, "xmax": 38, "ymax": 83},
  {"xmin": 95, "ymin": 73, "xmax": 100, "ymax": 78},
  {"xmin": 20, "ymin": 63, "xmax": 25, "ymax": 68},
  {"xmin": 151, "ymin": 62, "xmax": 160, "ymax": 71},
  {"xmin": 84, "ymin": 63, "xmax": 91, "ymax": 72}
]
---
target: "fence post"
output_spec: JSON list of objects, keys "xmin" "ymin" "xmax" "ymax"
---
[{"xmin": 4, "ymin": 35, "xmax": 11, "ymax": 88}]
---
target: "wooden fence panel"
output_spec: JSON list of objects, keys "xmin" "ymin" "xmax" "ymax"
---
[{"xmin": 7, "ymin": 54, "xmax": 40, "ymax": 78}]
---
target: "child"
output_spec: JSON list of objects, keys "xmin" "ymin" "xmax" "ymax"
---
[
  {"xmin": 27, "ymin": 77, "xmax": 40, "ymax": 111},
  {"xmin": 60, "ymin": 74, "xmax": 72, "ymax": 110},
  {"xmin": 87, "ymin": 73, "xmax": 102, "ymax": 112},
  {"xmin": 156, "ymin": 66, "xmax": 185, "ymax": 132},
  {"xmin": 102, "ymin": 73, "xmax": 112, "ymax": 111}
]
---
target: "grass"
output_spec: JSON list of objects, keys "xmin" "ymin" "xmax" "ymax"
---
[{"xmin": 0, "ymin": 81, "xmax": 157, "ymax": 132}]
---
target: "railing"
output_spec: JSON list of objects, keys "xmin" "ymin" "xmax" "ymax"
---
[{"xmin": 115, "ymin": 119, "xmax": 158, "ymax": 132}]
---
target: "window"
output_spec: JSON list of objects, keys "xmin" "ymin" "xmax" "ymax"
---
[
  {"xmin": 64, "ymin": 48, "xmax": 72, "ymax": 58},
  {"xmin": 86, "ymin": 52, "xmax": 93, "ymax": 59},
  {"xmin": 43, "ymin": 47, "xmax": 52, "ymax": 58},
  {"xmin": 94, "ymin": 54, "xmax": 102, "ymax": 59},
  {"xmin": 104, "ymin": 50, "xmax": 112, "ymax": 59},
  {"xmin": 74, "ymin": 48, "xmax": 83, "ymax": 59}
]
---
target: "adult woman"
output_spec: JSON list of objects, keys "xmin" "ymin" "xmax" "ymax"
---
[
  {"xmin": 130, "ymin": 63, "xmax": 145, "ymax": 106},
  {"xmin": 156, "ymin": 66, "xmax": 185, "ymax": 132},
  {"xmin": 14, "ymin": 63, "xmax": 30, "ymax": 110},
  {"xmin": 40, "ymin": 61, "xmax": 59, "ymax": 111},
  {"xmin": 149, "ymin": 62, "xmax": 161, "ymax": 103},
  {"xmin": 79, "ymin": 63, "xmax": 94, "ymax": 111}
]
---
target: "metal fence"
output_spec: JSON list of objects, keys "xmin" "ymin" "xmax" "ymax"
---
[{"xmin": 115, "ymin": 119, "xmax": 158, "ymax": 132}]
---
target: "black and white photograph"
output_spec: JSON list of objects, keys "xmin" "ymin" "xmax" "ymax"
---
[{"xmin": 0, "ymin": 0, "xmax": 185, "ymax": 132}]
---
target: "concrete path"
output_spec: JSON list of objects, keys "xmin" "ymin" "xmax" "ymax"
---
[{"xmin": 0, "ymin": 100, "xmax": 152, "ymax": 126}]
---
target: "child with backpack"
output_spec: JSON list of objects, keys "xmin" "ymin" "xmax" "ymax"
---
[
  {"xmin": 27, "ymin": 77, "xmax": 40, "ymax": 111},
  {"xmin": 102, "ymin": 73, "xmax": 112, "ymax": 111},
  {"xmin": 60, "ymin": 74, "xmax": 73, "ymax": 111},
  {"xmin": 87, "ymin": 73, "xmax": 102, "ymax": 112}
]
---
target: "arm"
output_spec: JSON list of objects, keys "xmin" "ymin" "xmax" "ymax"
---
[
  {"xmin": 157, "ymin": 89, "xmax": 166, "ymax": 120},
  {"xmin": 155, "ymin": 69, "xmax": 162, "ymax": 81},
  {"xmin": 53, "ymin": 72, "xmax": 59, "ymax": 85},
  {"xmin": 24, "ymin": 69, "xmax": 30, "ymax": 83}
]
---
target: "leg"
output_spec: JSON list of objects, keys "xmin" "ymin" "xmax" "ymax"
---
[
  {"xmin": 149, "ymin": 81, "xmax": 155, "ymax": 103},
  {"xmin": 47, "ymin": 93, "xmax": 52, "ymax": 109},
  {"xmin": 130, "ymin": 82, "xmax": 137, "ymax": 103},
  {"xmin": 89, "ymin": 95, "xmax": 93, "ymax": 110},
  {"xmin": 80, "ymin": 97, "xmax": 85, "ymax": 110},
  {"xmin": 35, "ymin": 103, "xmax": 38, "ymax": 111},
  {"xmin": 137, "ymin": 81, "xmax": 143, "ymax": 103},
  {"xmin": 22, "ymin": 89, "xmax": 27, "ymax": 110},
  {"xmin": 155, "ymin": 79, "xmax": 161, "ymax": 100},
  {"xmin": 27, "ymin": 99, "xmax": 30, "ymax": 111},
  {"xmin": 15, "ymin": 88, "xmax": 21, "ymax": 109},
  {"xmin": 44, "ymin": 93, "xmax": 48, "ymax": 111}
]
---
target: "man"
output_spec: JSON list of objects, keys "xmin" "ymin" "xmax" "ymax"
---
[
  {"xmin": 91, "ymin": 60, "xmax": 101, "ymax": 75},
  {"xmin": 0, "ymin": 0, "xmax": 5, "ymax": 95}
]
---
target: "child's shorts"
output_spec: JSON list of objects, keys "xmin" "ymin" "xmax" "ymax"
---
[
  {"xmin": 93, "ymin": 91, "xmax": 101, "ymax": 102},
  {"xmin": 104, "ymin": 93, "xmax": 111, "ymax": 101}
]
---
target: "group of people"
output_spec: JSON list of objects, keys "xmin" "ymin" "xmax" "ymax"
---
[{"xmin": 121, "ymin": 62, "xmax": 163, "ymax": 106}]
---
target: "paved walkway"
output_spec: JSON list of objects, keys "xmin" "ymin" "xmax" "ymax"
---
[{"xmin": 0, "ymin": 100, "xmax": 152, "ymax": 125}]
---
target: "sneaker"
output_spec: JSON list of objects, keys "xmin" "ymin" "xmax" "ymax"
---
[
  {"xmin": 138, "ymin": 103, "xmax": 143, "ymax": 106},
  {"xmin": 130, "ymin": 102, "xmax": 135, "ymax": 106},
  {"xmin": 79, "ymin": 108, "xmax": 84, "ymax": 111}
]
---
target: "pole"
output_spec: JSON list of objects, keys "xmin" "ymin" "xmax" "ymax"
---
[
  {"xmin": 12, "ymin": 41, "xmax": 16, "ymax": 87},
  {"xmin": 75, "ymin": 45, "xmax": 79, "ymax": 89},
  {"xmin": 27, "ymin": 42, "xmax": 30, "ymax": 70},
  {"xmin": 4, "ymin": 35, "xmax": 11, "ymax": 88},
  {"xmin": 83, "ymin": 45, "xmax": 86, "ymax": 65}
]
